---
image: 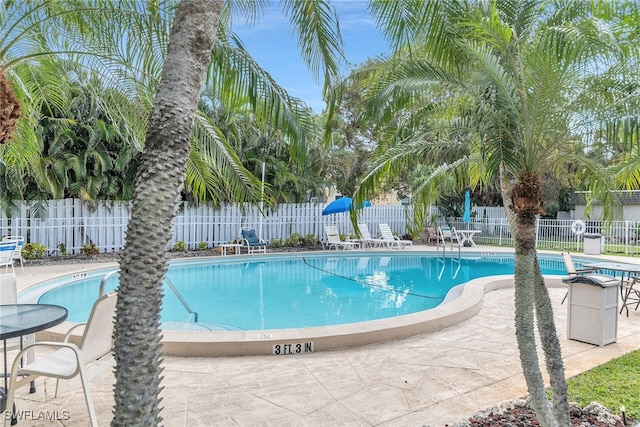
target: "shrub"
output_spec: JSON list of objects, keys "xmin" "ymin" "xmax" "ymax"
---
[
  {"xmin": 285, "ymin": 232, "xmax": 303, "ymax": 247},
  {"xmin": 173, "ymin": 241, "xmax": 187, "ymax": 251},
  {"xmin": 270, "ymin": 238, "xmax": 283, "ymax": 248},
  {"xmin": 57, "ymin": 243, "xmax": 68, "ymax": 256},
  {"xmin": 303, "ymin": 233, "xmax": 319, "ymax": 246},
  {"xmin": 197, "ymin": 241, "xmax": 208, "ymax": 251},
  {"xmin": 22, "ymin": 243, "xmax": 47, "ymax": 259},
  {"xmin": 80, "ymin": 242, "xmax": 100, "ymax": 257}
]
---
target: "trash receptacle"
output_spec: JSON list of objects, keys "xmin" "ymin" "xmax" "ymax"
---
[
  {"xmin": 583, "ymin": 233, "xmax": 602, "ymax": 255},
  {"xmin": 563, "ymin": 274, "xmax": 619, "ymax": 346}
]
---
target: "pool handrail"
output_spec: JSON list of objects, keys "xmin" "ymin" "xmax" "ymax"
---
[{"xmin": 99, "ymin": 270, "xmax": 198, "ymax": 323}]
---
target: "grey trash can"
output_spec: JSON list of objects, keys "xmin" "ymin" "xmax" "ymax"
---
[
  {"xmin": 583, "ymin": 233, "xmax": 601, "ymax": 255},
  {"xmin": 563, "ymin": 274, "xmax": 619, "ymax": 346}
]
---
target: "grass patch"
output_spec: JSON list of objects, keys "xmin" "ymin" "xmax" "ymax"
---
[{"xmin": 567, "ymin": 349, "xmax": 640, "ymax": 419}]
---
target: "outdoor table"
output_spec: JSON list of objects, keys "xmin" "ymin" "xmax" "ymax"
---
[
  {"xmin": 580, "ymin": 261, "xmax": 640, "ymax": 279},
  {"xmin": 581, "ymin": 261, "xmax": 640, "ymax": 314},
  {"xmin": 0, "ymin": 304, "xmax": 67, "ymax": 422},
  {"xmin": 219, "ymin": 243, "xmax": 243, "ymax": 256},
  {"xmin": 456, "ymin": 230, "xmax": 481, "ymax": 247}
]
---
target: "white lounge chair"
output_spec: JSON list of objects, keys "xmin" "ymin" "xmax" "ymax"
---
[
  {"xmin": 355, "ymin": 223, "xmax": 384, "ymax": 248},
  {"xmin": 378, "ymin": 223, "xmax": 413, "ymax": 249},
  {"xmin": 2, "ymin": 236, "xmax": 24, "ymax": 273},
  {"xmin": 3, "ymin": 291, "xmax": 118, "ymax": 427},
  {"xmin": 323, "ymin": 225, "xmax": 359, "ymax": 250},
  {"xmin": 0, "ymin": 241, "xmax": 16, "ymax": 274}
]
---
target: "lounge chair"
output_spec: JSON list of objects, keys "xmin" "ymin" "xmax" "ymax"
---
[
  {"xmin": 241, "ymin": 228, "xmax": 267, "ymax": 254},
  {"xmin": 323, "ymin": 225, "xmax": 359, "ymax": 250},
  {"xmin": 2, "ymin": 236, "xmax": 24, "ymax": 273},
  {"xmin": 378, "ymin": 223, "xmax": 413, "ymax": 249},
  {"xmin": 4, "ymin": 291, "xmax": 118, "ymax": 427},
  {"xmin": 355, "ymin": 223, "xmax": 384, "ymax": 248},
  {"xmin": 0, "ymin": 241, "xmax": 17, "ymax": 274},
  {"xmin": 560, "ymin": 250, "xmax": 599, "ymax": 304}
]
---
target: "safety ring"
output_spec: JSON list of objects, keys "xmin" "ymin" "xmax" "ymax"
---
[{"xmin": 571, "ymin": 219, "xmax": 586, "ymax": 235}]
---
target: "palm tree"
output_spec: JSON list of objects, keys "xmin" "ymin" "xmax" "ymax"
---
[
  {"xmin": 112, "ymin": 1, "xmax": 344, "ymax": 424},
  {"xmin": 354, "ymin": 1, "xmax": 639, "ymax": 425},
  {"xmin": 0, "ymin": 0, "xmax": 327, "ymax": 208},
  {"xmin": 1, "ymin": 0, "xmax": 344, "ymax": 424}
]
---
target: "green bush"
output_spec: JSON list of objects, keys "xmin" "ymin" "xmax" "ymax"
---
[
  {"xmin": 270, "ymin": 238, "xmax": 283, "ymax": 248},
  {"xmin": 197, "ymin": 241, "xmax": 208, "ymax": 251},
  {"xmin": 303, "ymin": 233, "xmax": 319, "ymax": 246},
  {"xmin": 57, "ymin": 243, "xmax": 68, "ymax": 256},
  {"xmin": 173, "ymin": 241, "xmax": 187, "ymax": 251},
  {"xmin": 285, "ymin": 232, "xmax": 303, "ymax": 247},
  {"xmin": 80, "ymin": 242, "xmax": 100, "ymax": 257},
  {"xmin": 22, "ymin": 243, "xmax": 47, "ymax": 259}
]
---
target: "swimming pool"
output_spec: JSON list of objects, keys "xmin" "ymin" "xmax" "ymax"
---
[{"xmin": 30, "ymin": 252, "xmax": 567, "ymax": 332}]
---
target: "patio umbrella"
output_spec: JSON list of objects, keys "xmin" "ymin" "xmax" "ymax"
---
[
  {"xmin": 322, "ymin": 197, "xmax": 371, "ymax": 215},
  {"xmin": 462, "ymin": 191, "xmax": 471, "ymax": 223}
]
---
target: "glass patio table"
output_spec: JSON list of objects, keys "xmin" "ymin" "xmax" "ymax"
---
[{"xmin": 0, "ymin": 304, "xmax": 67, "ymax": 422}]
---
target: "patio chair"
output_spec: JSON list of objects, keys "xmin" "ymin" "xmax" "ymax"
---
[
  {"xmin": 2, "ymin": 236, "xmax": 24, "ymax": 273},
  {"xmin": 355, "ymin": 223, "xmax": 384, "ymax": 248},
  {"xmin": 322, "ymin": 225, "xmax": 359, "ymax": 250},
  {"xmin": 561, "ymin": 250, "xmax": 599, "ymax": 304},
  {"xmin": 0, "ymin": 241, "xmax": 17, "ymax": 274},
  {"xmin": 3, "ymin": 291, "xmax": 118, "ymax": 427},
  {"xmin": 378, "ymin": 223, "xmax": 413, "ymax": 249},
  {"xmin": 619, "ymin": 276, "xmax": 640, "ymax": 316},
  {"xmin": 241, "ymin": 228, "xmax": 267, "ymax": 254}
]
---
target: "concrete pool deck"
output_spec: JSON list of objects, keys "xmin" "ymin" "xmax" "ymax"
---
[{"xmin": 9, "ymin": 245, "xmax": 640, "ymax": 426}]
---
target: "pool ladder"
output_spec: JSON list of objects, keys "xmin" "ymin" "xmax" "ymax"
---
[{"xmin": 99, "ymin": 270, "xmax": 198, "ymax": 323}]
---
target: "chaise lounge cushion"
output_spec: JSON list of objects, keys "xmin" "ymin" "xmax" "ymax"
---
[{"xmin": 242, "ymin": 229, "xmax": 263, "ymax": 246}]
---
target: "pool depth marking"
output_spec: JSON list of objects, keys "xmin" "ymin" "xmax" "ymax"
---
[{"xmin": 273, "ymin": 342, "xmax": 314, "ymax": 355}]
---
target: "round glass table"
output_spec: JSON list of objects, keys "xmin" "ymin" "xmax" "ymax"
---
[{"xmin": 0, "ymin": 304, "xmax": 67, "ymax": 423}]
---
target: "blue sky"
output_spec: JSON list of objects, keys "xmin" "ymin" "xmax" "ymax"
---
[{"xmin": 233, "ymin": 0, "xmax": 389, "ymax": 113}]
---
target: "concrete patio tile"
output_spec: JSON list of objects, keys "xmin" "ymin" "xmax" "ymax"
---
[
  {"xmin": 9, "ymin": 256, "xmax": 640, "ymax": 426},
  {"xmin": 338, "ymin": 383, "xmax": 412, "ymax": 425}
]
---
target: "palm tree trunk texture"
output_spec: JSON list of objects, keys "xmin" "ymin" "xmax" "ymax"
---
[
  {"xmin": 112, "ymin": 1, "xmax": 221, "ymax": 426},
  {"xmin": 0, "ymin": 67, "xmax": 22, "ymax": 145},
  {"xmin": 533, "ymin": 257, "xmax": 570, "ymax": 425},
  {"xmin": 513, "ymin": 218, "xmax": 559, "ymax": 427},
  {"xmin": 505, "ymin": 170, "xmax": 568, "ymax": 426}
]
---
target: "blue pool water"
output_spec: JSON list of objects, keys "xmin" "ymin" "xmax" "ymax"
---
[{"xmin": 34, "ymin": 253, "xmax": 567, "ymax": 331}]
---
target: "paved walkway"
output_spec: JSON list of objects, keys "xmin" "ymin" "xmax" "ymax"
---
[{"xmin": 9, "ymin": 248, "xmax": 640, "ymax": 426}]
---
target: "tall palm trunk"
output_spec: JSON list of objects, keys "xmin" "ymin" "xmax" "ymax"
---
[
  {"xmin": 533, "ymin": 255, "xmax": 570, "ymax": 424},
  {"xmin": 513, "ymin": 217, "xmax": 558, "ymax": 427},
  {"xmin": 505, "ymin": 170, "xmax": 569, "ymax": 426},
  {"xmin": 112, "ymin": 1, "xmax": 221, "ymax": 426}
]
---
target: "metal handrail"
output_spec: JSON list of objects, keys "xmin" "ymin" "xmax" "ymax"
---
[{"xmin": 98, "ymin": 270, "xmax": 198, "ymax": 323}]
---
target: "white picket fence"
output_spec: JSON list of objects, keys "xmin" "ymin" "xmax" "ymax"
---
[
  {"xmin": 0, "ymin": 199, "xmax": 417, "ymax": 255},
  {"xmin": 3, "ymin": 199, "xmax": 640, "ymax": 256}
]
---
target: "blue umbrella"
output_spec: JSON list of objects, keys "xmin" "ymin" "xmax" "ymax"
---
[
  {"xmin": 462, "ymin": 191, "xmax": 471, "ymax": 223},
  {"xmin": 322, "ymin": 197, "xmax": 371, "ymax": 215}
]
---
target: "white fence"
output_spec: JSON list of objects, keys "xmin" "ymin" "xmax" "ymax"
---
[
  {"xmin": 0, "ymin": 199, "xmax": 416, "ymax": 255},
  {"xmin": 3, "ymin": 199, "xmax": 640, "ymax": 256}
]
